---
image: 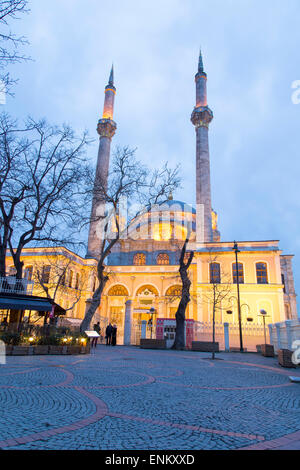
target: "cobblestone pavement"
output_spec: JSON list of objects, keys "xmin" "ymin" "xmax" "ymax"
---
[{"xmin": 0, "ymin": 346, "xmax": 299, "ymax": 450}]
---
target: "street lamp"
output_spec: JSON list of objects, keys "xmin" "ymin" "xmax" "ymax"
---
[
  {"xmin": 259, "ymin": 309, "xmax": 270, "ymax": 347},
  {"xmin": 233, "ymin": 241, "xmax": 243, "ymax": 352},
  {"xmin": 148, "ymin": 307, "xmax": 156, "ymax": 339}
]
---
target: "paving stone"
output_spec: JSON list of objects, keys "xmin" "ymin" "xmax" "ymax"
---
[{"xmin": 0, "ymin": 346, "xmax": 299, "ymax": 450}]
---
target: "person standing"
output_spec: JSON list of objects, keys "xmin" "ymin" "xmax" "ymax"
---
[
  {"xmin": 91, "ymin": 322, "xmax": 101, "ymax": 348},
  {"xmin": 105, "ymin": 323, "xmax": 113, "ymax": 345},
  {"xmin": 111, "ymin": 324, "xmax": 117, "ymax": 346}
]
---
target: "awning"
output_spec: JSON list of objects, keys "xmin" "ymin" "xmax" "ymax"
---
[{"xmin": 0, "ymin": 294, "xmax": 56, "ymax": 312}]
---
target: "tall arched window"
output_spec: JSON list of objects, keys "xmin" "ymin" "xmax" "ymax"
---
[
  {"xmin": 166, "ymin": 285, "xmax": 182, "ymax": 297},
  {"xmin": 75, "ymin": 273, "xmax": 80, "ymax": 290},
  {"xmin": 157, "ymin": 253, "xmax": 170, "ymax": 265},
  {"xmin": 210, "ymin": 263, "xmax": 221, "ymax": 284},
  {"xmin": 256, "ymin": 262, "xmax": 268, "ymax": 284},
  {"xmin": 68, "ymin": 270, "xmax": 73, "ymax": 288},
  {"xmin": 232, "ymin": 263, "xmax": 244, "ymax": 284},
  {"xmin": 108, "ymin": 285, "xmax": 129, "ymax": 296},
  {"xmin": 133, "ymin": 253, "xmax": 146, "ymax": 266},
  {"xmin": 41, "ymin": 265, "xmax": 51, "ymax": 284}
]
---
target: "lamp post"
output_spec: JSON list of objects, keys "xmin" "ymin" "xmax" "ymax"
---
[
  {"xmin": 149, "ymin": 307, "xmax": 156, "ymax": 339},
  {"xmin": 259, "ymin": 309, "xmax": 269, "ymax": 346},
  {"xmin": 233, "ymin": 241, "xmax": 243, "ymax": 352}
]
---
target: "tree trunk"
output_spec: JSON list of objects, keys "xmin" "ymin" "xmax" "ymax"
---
[
  {"xmin": 80, "ymin": 277, "xmax": 108, "ymax": 334},
  {"xmin": 172, "ymin": 262, "xmax": 192, "ymax": 350},
  {"xmin": 212, "ymin": 306, "xmax": 216, "ymax": 360}
]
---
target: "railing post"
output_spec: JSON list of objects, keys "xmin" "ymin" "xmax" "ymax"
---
[
  {"xmin": 268, "ymin": 324, "xmax": 274, "ymax": 347},
  {"xmin": 224, "ymin": 322, "xmax": 230, "ymax": 352},
  {"xmin": 141, "ymin": 320, "xmax": 147, "ymax": 339},
  {"xmin": 275, "ymin": 322, "xmax": 282, "ymax": 350},
  {"xmin": 285, "ymin": 320, "xmax": 293, "ymax": 350}
]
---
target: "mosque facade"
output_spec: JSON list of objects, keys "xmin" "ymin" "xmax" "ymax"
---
[{"xmin": 5, "ymin": 54, "xmax": 298, "ymax": 344}]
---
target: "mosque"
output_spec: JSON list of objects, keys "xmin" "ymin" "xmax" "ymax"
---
[{"xmin": 4, "ymin": 53, "xmax": 298, "ymax": 344}]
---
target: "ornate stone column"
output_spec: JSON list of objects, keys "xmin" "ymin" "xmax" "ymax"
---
[{"xmin": 124, "ymin": 300, "xmax": 133, "ymax": 346}]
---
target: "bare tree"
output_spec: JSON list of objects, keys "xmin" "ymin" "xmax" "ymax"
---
[
  {"xmin": 0, "ymin": 0, "xmax": 30, "ymax": 95},
  {"xmin": 0, "ymin": 114, "xmax": 91, "ymax": 279},
  {"xmin": 31, "ymin": 255, "xmax": 89, "ymax": 320},
  {"xmin": 172, "ymin": 230, "xmax": 194, "ymax": 350},
  {"xmin": 202, "ymin": 253, "xmax": 231, "ymax": 359},
  {"xmin": 80, "ymin": 146, "xmax": 181, "ymax": 333}
]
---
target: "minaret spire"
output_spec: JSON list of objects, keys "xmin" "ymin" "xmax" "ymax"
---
[
  {"xmin": 86, "ymin": 66, "xmax": 117, "ymax": 259},
  {"xmin": 198, "ymin": 49, "xmax": 204, "ymax": 73},
  {"xmin": 191, "ymin": 51, "xmax": 214, "ymax": 243},
  {"xmin": 108, "ymin": 64, "xmax": 114, "ymax": 86}
]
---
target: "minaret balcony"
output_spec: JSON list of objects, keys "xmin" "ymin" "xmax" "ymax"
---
[
  {"xmin": 97, "ymin": 119, "xmax": 117, "ymax": 139},
  {"xmin": 191, "ymin": 106, "xmax": 213, "ymax": 128}
]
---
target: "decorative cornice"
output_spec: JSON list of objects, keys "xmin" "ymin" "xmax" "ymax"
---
[{"xmin": 97, "ymin": 119, "xmax": 117, "ymax": 139}]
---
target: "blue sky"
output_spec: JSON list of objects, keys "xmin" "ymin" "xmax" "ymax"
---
[{"xmin": 4, "ymin": 0, "xmax": 300, "ymax": 309}]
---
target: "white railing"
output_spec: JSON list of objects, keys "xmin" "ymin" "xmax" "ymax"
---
[
  {"xmin": 193, "ymin": 321, "xmax": 269, "ymax": 352},
  {"xmin": 0, "ymin": 276, "xmax": 34, "ymax": 295},
  {"xmin": 269, "ymin": 319, "xmax": 300, "ymax": 351}
]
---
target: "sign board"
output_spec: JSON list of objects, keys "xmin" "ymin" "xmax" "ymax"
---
[{"xmin": 85, "ymin": 331, "xmax": 100, "ymax": 338}]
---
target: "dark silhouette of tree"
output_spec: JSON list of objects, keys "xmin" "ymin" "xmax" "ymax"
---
[
  {"xmin": 172, "ymin": 229, "xmax": 194, "ymax": 350},
  {"xmin": 0, "ymin": 114, "xmax": 91, "ymax": 279},
  {"xmin": 0, "ymin": 0, "xmax": 30, "ymax": 95}
]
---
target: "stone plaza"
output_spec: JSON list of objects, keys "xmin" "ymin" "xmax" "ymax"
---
[{"xmin": 0, "ymin": 346, "xmax": 300, "ymax": 450}]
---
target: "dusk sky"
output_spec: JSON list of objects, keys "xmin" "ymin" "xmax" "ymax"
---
[{"xmin": 5, "ymin": 0, "xmax": 300, "ymax": 311}]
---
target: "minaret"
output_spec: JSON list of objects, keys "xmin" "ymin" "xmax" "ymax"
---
[
  {"xmin": 86, "ymin": 66, "xmax": 117, "ymax": 259},
  {"xmin": 191, "ymin": 51, "xmax": 214, "ymax": 243}
]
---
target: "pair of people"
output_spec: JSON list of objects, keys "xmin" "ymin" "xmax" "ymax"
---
[{"xmin": 106, "ymin": 323, "xmax": 117, "ymax": 346}]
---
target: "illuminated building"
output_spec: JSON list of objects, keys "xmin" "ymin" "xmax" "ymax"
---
[{"xmin": 5, "ymin": 54, "xmax": 298, "ymax": 341}]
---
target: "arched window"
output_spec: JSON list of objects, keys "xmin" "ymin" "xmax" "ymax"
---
[
  {"xmin": 256, "ymin": 262, "xmax": 268, "ymax": 284},
  {"xmin": 75, "ymin": 273, "xmax": 80, "ymax": 290},
  {"xmin": 281, "ymin": 274, "xmax": 286, "ymax": 293},
  {"xmin": 60, "ymin": 269, "xmax": 66, "ymax": 286},
  {"xmin": 133, "ymin": 253, "xmax": 146, "ymax": 266},
  {"xmin": 210, "ymin": 263, "xmax": 221, "ymax": 284},
  {"xmin": 41, "ymin": 265, "xmax": 51, "ymax": 284},
  {"xmin": 136, "ymin": 285, "xmax": 159, "ymax": 296},
  {"xmin": 68, "ymin": 270, "xmax": 73, "ymax": 288},
  {"xmin": 157, "ymin": 253, "xmax": 169, "ymax": 265},
  {"xmin": 232, "ymin": 263, "xmax": 244, "ymax": 284},
  {"xmin": 166, "ymin": 285, "xmax": 182, "ymax": 297},
  {"xmin": 108, "ymin": 285, "xmax": 129, "ymax": 296}
]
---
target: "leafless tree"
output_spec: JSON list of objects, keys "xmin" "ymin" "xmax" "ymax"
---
[
  {"xmin": 0, "ymin": 0, "xmax": 30, "ymax": 95},
  {"xmin": 32, "ymin": 254, "xmax": 88, "ymax": 306},
  {"xmin": 0, "ymin": 113, "xmax": 91, "ymax": 279},
  {"xmin": 80, "ymin": 146, "xmax": 181, "ymax": 333},
  {"xmin": 201, "ymin": 252, "xmax": 231, "ymax": 359}
]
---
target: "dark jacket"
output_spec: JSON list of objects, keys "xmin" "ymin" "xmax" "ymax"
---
[{"xmin": 106, "ymin": 325, "xmax": 113, "ymax": 336}]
